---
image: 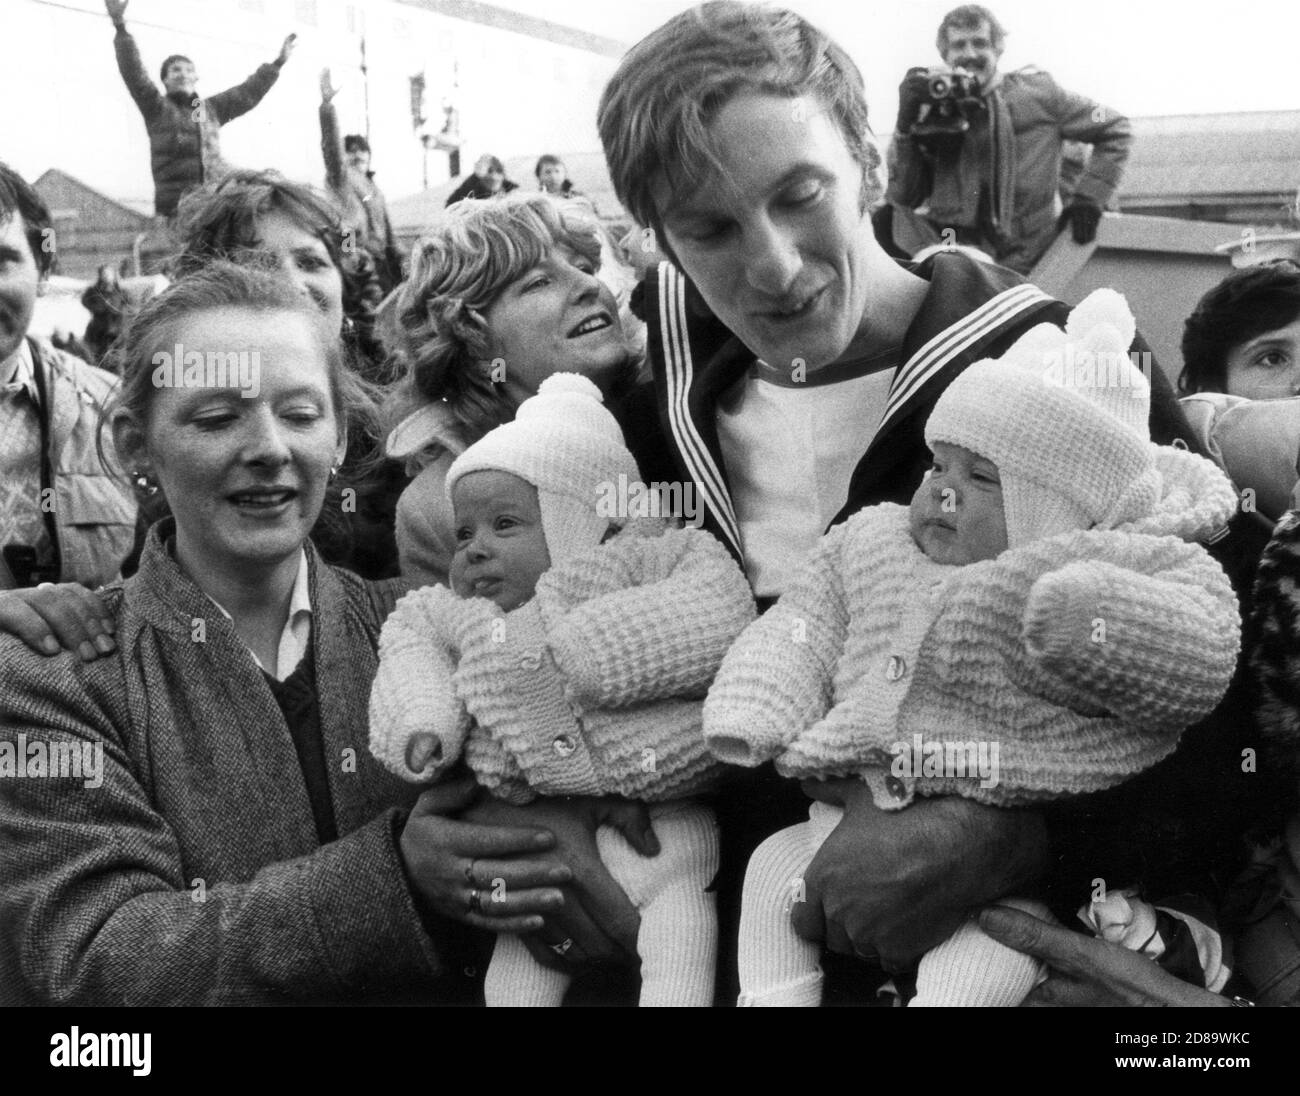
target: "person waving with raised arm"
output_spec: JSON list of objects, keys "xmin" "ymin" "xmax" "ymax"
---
[{"xmin": 105, "ymin": 0, "xmax": 296, "ymax": 220}]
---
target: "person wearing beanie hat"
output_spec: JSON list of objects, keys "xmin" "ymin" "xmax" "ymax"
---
[
  {"xmin": 444, "ymin": 373, "xmax": 646, "ymax": 572},
  {"xmin": 704, "ymin": 289, "xmax": 1243, "ymax": 1007},
  {"xmin": 369, "ymin": 373, "xmax": 756, "ymax": 1006}
]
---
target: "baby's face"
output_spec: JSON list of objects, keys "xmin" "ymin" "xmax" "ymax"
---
[
  {"xmin": 450, "ymin": 470, "xmax": 551, "ymax": 612},
  {"xmin": 909, "ymin": 442, "xmax": 1008, "ymax": 565}
]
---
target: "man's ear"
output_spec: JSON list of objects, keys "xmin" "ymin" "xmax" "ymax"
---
[{"xmin": 859, "ymin": 138, "xmax": 886, "ymax": 212}]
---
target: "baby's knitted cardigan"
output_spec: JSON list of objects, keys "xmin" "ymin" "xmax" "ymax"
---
[
  {"xmin": 370, "ymin": 521, "xmax": 756, "ymax": 804},
  {"xmin": 704, "ymin": 460, "xmax": 1240, "ymax": 810}
]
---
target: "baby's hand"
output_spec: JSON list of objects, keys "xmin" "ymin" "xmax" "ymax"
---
[
  {"xmin": 1021, "ymin": 562, "xmax": 1104, "ymax": 661},
  {"xmin": 405, "ymin": 732, "xmax": 442, "ymax": 775}
]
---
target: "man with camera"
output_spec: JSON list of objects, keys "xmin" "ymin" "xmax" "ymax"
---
[
  {"xmin": 0, "ymin": 163, "xmax": 136, "ymax": 592},
  {"xmin": 887, "ymin": 4, "xmax": 1132, "ymax": 274}
]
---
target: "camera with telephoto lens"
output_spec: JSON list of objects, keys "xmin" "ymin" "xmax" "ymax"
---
[{"xmin": 909, "ymin": 67, "xmax": 984, "ymax": 145}]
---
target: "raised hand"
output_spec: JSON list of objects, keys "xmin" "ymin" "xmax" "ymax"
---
[{"xmin": 277, "ymin": 33, "xmax": 297, "ymax": 66}]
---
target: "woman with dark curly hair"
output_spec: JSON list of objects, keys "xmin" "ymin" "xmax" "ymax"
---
[{"xmin": 379, "ymin": 192, "xmax": 640, "ymax": 586}]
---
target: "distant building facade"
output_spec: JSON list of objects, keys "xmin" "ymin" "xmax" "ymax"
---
[{"xmin": 1120, "ymin": 110, "xmax": 1300, "ymax": 228}]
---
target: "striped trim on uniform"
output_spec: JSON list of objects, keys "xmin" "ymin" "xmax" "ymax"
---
[
  {"xmin": 658, "ymin": 270, "xmax": 1053, "ymax": 557},
  {"xmin": 877, "ymin": 282, "xmax": 1054, "ymax": 438},
  {"xmin": 657, "ymin": 262, "xmax": 743, "ymax": 555}
]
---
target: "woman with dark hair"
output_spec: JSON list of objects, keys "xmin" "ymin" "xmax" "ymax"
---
[
  {"xmin": 534, "ymin": 154, "xmax": 577, "ymax": 199},
  {"xmin": 172, "ymin": 169, "xmax": 403, "ymax": 578},
  {"xmin": 1180, "ymin": 259, "xmax": 1300, "ymax": 399},
  {"xmin": 1179, "ymin": 260, "xmax": 1300, "ymax": 528},
  {"xmin": 444, "ymin": 155, "xmax": 517, "ymax": 207},
  {"xmin": 535, "ymin": 154, "xmax": 599, "ymax": 217},
  {"xmin": 0, "ymin": 262, "xmax": 651, "ymax": 1005},
  {"xmin": 174, "ymin": 169, "xmax": 389, "ymax": 381}
]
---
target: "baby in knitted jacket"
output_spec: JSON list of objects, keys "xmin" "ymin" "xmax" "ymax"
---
[
  {"xmin": 703, "ymin": 289, "xmax": 1242, "ymax": 1007},
  {"xmin": 369, "ymin": 374, "xmax": 755, "ymax": 1007}
]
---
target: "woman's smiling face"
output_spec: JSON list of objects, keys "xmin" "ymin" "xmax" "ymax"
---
[
  {"xmin": 128, "ymin": 307, "xmax": 346, "ymax": 578},
  {"xmin": 483, "ymin": 243, "xmax": 628, "ymax": 405},
  {"xmin": 251, "ymin": 210, "xmax": 345, "ymax": 336}
]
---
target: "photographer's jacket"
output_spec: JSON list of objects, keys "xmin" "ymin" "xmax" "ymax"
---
[
  {"xmin": 886, "ymin": 67, "xmax": 1132, "ymax": 272},
  {"xmin": 113, "ymin": 26, "xmax": 282, "ymax": 217},
  {"xmin": 0, "ymin": 339, "xmax": 135, "ymax": 589}
]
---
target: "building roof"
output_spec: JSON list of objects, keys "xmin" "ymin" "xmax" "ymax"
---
[
  {"xmin": 32, "ymin": 168, "xmax": 153, "ymax": 224},
  {"xmin": 1122, "ymin": 110, "xmax": 1300, "ymax": 201}
]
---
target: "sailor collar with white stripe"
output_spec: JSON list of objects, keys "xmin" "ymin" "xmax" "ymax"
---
[
  {"xmin": 875, "ymin": 260, "xmax": 1055, "ymax": 439},
  {"xmin": 650, "ymin": 254, "xmax": 1056, "ymax": 557}
]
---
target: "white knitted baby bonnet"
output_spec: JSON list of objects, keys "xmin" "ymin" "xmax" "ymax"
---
[
  {"xmin": 926, "ymin": 288, "xmax": 1236, "ymax": 547},
  {"xmin": 445, "ymin": 373, "xmax": 643, "ymax": 566}
]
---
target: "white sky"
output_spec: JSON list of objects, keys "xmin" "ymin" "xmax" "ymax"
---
[{"xmin": 495, "ymin": 0, "xmax": 1300, "ymax": 118}]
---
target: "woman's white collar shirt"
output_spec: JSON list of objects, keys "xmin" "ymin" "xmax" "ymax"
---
[{"xmin": 205, "ymin": 548, "xmax": 313, "ymax": 680}]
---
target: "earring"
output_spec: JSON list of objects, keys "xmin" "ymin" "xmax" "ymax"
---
[
  {"xmin": 329, "ymin": 463, "xmax": 341, "ymax": 481},
  {"xmin": 133, "ymin": 470, "xmax": 159, "ymax": 496}
]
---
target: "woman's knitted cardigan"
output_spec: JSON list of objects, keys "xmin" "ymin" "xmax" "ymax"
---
[
  {"xmin": 704, "ymin": 447, "xmax": 1241, "ymax": 810},
  {"xmin": 370, "ymin": 521, "xmax": 756, "ymax": 804}
]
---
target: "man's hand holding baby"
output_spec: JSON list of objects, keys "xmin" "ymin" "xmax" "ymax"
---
[{"xmin": 792, "ymin": 779, "xmax": 1050, "ymax": 969}]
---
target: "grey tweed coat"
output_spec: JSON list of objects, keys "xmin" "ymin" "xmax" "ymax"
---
[{"xmin": 0, "ymin": 522, "xmax": 471, "ymax": 1005}]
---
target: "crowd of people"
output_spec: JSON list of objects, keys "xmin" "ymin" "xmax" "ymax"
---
[{"xmin": 1, "ymin": 0, "xmax": 1299, "ymax": 1011}]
